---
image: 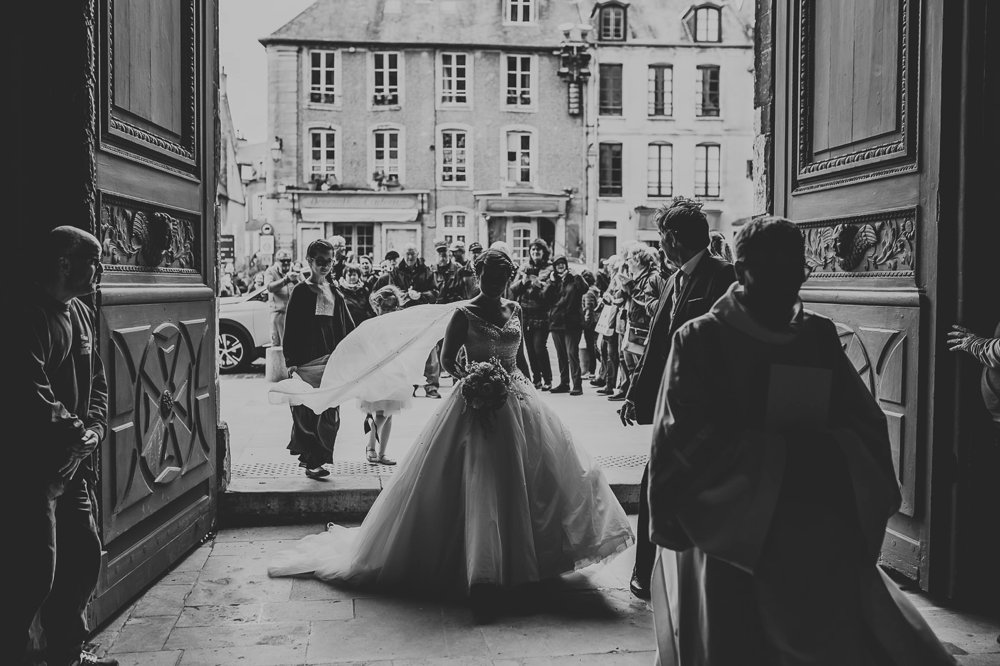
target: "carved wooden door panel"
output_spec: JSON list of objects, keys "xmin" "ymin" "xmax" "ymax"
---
[
  {"xmin": 771, "ymin": 0, "xmax": 941, "ymax": 585},
  {"xmin": 90, "ymin": 0, "xmax": 218, "ymax": 623}
]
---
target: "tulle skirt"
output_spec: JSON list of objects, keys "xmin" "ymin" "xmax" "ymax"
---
[{"xmin": 268, "ymin": 373, "xmax": 635, "ymax": 594}]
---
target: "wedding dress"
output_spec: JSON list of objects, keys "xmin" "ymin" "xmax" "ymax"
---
[{"xmin": 267, "ymin": 304, "xmax": 635, "ymax": 593}]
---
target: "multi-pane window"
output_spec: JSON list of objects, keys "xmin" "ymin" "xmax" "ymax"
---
[
  {"xmin": 443, "ymin": 212, "xmax": 468, "ymax": 246},
  {"xmin": 695, "ymin": 6, "xmax": 722, "ymax": 42},
  {"xmin": 695, "ymin": 143, "xmax": 721, "ymax": 197},
  {"xmin": 512, "ymin": 225, "xmax": 533, "ymax": 262},
  {"xmin": 599, "ymin": 143, "xmax": 623, "ymax": 197},
  {"xmin": 506, "ymin": 131, "xmax": 532, "ymax": 184},
  {"xmin": 310, "ymin": 51, "xmax": 337, "ymax": 104},
  {"xmin": 505, "ymin": 55, "xmax": 533, "ymax": 107},
  {"xmin": 440, "ymin": 130, "xmax": 468, "ymax": 184},
  {"xmin": 309, "ymin": 129, "xmax": 336, "ymax": 180},
  {"xmin": 599, "ymin": 5, "xmax": 625, "ymax": 40},
  {"xmin": 648, "ymin": 65, "xmax": 673, "ymax": 116},
  {"xmin": 373, "ymin": 52, "xmax": 400, "ymax": 105},
  {"xmin": 373, "ymin": 129, "xmax": 401, "ymax": 180},
  {"xmin": 506, "ymin": 0, "xmax": 533, "ymax": 22},
  {"xmin": 696, "ymin": 65, "xmax": 721, "ymax": 116},
  {"xmin": 647, "ymin": 143, "xmax": 673, "ymax": 197},
  {"xmin": 440, "ymin": 53, "xmax": 469, "ymax": 105},
  {"xmin": 332, "ymin": 223, "xmax": 375, "ymax": 259},
  {"xmin": 599, "ymin": 64, "xmax": 623, "ymax": 115}
]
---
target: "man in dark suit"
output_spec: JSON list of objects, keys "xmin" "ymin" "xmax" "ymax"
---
[{"xmin": 619, "ymin": 197, "xmax": 736, "ymax": 599}]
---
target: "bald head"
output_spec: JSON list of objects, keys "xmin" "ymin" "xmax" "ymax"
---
[
  {"xmin": 45, "ymin": 226, "xmax": 101, "ymax": 264},
  {"xmin": 41, "ymin": 226, "xmax": 103, "ymax": 302}
]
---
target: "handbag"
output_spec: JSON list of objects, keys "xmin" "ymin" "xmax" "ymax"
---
[{"xmin": 595, "ymin": 302, "xmax": 618, "ymax": 337}]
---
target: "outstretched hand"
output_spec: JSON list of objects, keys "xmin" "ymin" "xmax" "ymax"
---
[{"xmin": 947, "ymin": 324, "xmax": 977, "ymax": 352}]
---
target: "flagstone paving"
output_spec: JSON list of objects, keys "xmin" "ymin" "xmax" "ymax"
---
[{"xmin": 90, "ymin": 518, "xmax": 999, "ymax": 666}]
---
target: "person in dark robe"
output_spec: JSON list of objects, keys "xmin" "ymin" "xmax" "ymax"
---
[
  {"xmin": 283, "ymin": 239, "xmax": 356, "ymax": 479},
  {"xmin": 648, "ymin": 216, "xmax": 954, "ymax": 666}
]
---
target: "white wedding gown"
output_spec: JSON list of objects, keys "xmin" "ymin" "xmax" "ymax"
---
[{"xmin": 268, "ymin": 305, "xmax": 634, "ymax": 594}]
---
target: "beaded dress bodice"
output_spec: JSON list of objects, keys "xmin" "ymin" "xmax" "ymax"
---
[{"xmin": 460, "ymin": 305, "xmax": 522, "ymax": 373}]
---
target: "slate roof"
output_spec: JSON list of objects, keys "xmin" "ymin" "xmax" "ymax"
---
[
  {"xmin": 261, "ymin": 0, "xmax": 753, "ymax": 48},
  {"xmin": 261, "ymin": 0, "xmax": 588, "ymax": 49}
]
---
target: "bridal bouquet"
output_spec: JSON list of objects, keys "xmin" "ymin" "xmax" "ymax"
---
[{"xmin": 461, "ymin": 357, "xmax": 511, "ymax": 424}]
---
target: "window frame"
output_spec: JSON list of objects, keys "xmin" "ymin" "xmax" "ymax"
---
[
  {"xmin": 369, "ymin": 124, "xmax": 405, "ymax": 186},
  {"xmin": 438, "ymin": 51, "xmax": 472, "ymax": 108},
  {"xmin": 695, "ymin": 65, "xmax": 721, "ymax": 117},
  {"xmin": 694, "ymin": 142, "xmax": 722, "ymax": 198},
  {"xmin": 331, "ymin": 223, "xmax": 376, "ymax": 259},
  {"xmin": 307, "ymin": 49, "xmax": 340, "ymax": 107},
  {"xmin": 647, "ymin": 64, "xmax": 673, "ymax": 117},
  {"xmin": 370, "ymin": 51, "xmax": 403, "ymax": 109},
  {"xmin": 502, "ymin": 53, "xmax": 537, "ymax": 111},
  {"xmin": 694, "ymin": 5, "xmax": 722, "ymax": 43},
  {"xmin": 504, "ymin": 0, "xmax": 535, "ymax": 24},
  {"xmin": 599, "ymin": 63, "xmax": 624, "ymax": 116},
  {"xmin": 438, "ymin": 124, "xmax": 473, "ymax": 188},
  {"xmin": 501, "ymin": 125, "xmax": 538, "ymax": 187},
  {"xmin": 510, "ymin": 221, "xmax": 536, "ymax": 263},
  {"xmin": 597, "ymin": 4, "xmax": 627, "ymax": 41},
  {"xmin": 646, "ymin": 142, "xmax": 673, "ymax": 198},
  {"xmin": 598, "ymin": 142, "xmax": 623, "ymax": 198},
  {"xmin": 438, "ymin": 207, "xmax": 474, "ymax": 245},
  {"xmin": 305, "ymin": 125, "xmax": 341, "ymax": 182}
]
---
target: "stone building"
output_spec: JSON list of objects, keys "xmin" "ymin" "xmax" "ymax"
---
[
  {"xmin": 218, "ymin": 71, "xmax": 248, "ymax": 276},
  {"xmin": 260, "ymin": 0, "xmax": 592, "ymax": 264},
  {"xmin": 588, "ymin": 0, "xmax": 755, "ymax": 261},
  {"xmin": 235, "ymin": 139, "xmax": 270, "ymax": 273}
]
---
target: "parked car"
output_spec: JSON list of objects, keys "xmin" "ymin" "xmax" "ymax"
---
[{"xmin": 218, "ymin": 285, "xmax": 272, "ymax": 373}]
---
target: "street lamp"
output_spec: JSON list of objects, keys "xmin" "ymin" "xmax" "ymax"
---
[{"xmin": 556, "ymin": 23, "xmax": 592, "ymax": 116}]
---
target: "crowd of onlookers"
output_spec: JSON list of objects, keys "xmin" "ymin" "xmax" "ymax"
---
[{"xmin": 240, "ymin": 231, "xmax": 739, "ymax": 401}]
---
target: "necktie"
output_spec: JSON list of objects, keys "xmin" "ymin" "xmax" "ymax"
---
[{"xmin": 670, "ymin": 271, "xmax": 685, "ymax": 321}]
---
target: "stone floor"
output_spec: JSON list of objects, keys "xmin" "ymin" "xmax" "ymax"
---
[{"xmin": 89, "ymin": 517, "xmax": 999, "ymax": 666}]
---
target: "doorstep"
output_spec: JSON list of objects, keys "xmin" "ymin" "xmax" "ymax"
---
[{"xmin": 220, "ymin": 460, "xmax": 643, "ymax": 527}]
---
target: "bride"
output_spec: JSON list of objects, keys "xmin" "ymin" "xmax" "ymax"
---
[{"xmin": 267, "ymin": 249, "xmax": 635, "ymax": 605}]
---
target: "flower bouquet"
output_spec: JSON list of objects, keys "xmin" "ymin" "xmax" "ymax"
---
[{"xmin": 461, "ymin": 357, "xmax": 512, "ymax": 425}]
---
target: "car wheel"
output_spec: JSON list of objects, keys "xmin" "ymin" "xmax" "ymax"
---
[{"xmin": 218, "ymin": 325, "xmax": 253, "ymax": 374}]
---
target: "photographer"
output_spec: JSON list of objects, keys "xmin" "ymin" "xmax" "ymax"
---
[
  {"xmin": 265, "ymin": 249, "xmax": 301, "ymax": 347},
  {"xmin": 510, "ymin": 238, "xmax": 554, "ymax": 390}
]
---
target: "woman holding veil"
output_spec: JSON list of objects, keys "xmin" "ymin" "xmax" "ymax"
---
[{"xmin": 268, "ymin": 249, "xmax": 634, "ymax": 611}]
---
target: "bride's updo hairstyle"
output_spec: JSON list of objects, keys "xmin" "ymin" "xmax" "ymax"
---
[
  {"xmin": 474, "ymin": 248, "xmax": 517, "ymax": 281},
  {"xmin": 474, "ymin": 249, "xmax": 517, "ymax": 297}
]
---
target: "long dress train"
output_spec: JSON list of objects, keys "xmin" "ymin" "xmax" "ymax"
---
[{"xmin": 267, "ymin": 305, "xmax": 635, "ymax": 593}]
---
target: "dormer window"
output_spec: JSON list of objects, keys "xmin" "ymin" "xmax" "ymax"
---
[
  {"xmin": 598, "ymin": 4, "xmax": 626, "ymax": 41},
  {"xmin": 693, "ymin": 5, "xmax": 722, "ymax": 42},
  {"xmin": 505, "ymin": 0, "xmax": 534, "ymax": 23}
]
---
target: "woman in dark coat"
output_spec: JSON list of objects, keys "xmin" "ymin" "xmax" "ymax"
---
[
  {"xmin": 510, "ymin": 238, "xmax": 554, "ymax": 390},
  {"xmin": 543, "ymin": 255, "xmax": 589, "ymax": 395},
  {"xmin": 283, "ymin": 239, "xmax": 357, "ymax": 478},
  {"xmin": 339, "ymin": 263, "xmax": 375, "ymax": 325}
]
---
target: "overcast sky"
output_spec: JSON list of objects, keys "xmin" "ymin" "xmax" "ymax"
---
[{"xmin": 220, "ymin": 0, "xmax": 314, "ymax": 144}]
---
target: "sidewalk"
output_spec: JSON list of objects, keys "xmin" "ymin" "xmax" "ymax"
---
[
  {"xmin": 89, "ymin": 518, "xmax": 1000, "ymax": 665},
  {"xmin": 220, "ymin": 363, "xmax": 652, "ymax": 524}
]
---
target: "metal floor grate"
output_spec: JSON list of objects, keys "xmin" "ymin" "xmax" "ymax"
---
[{"xmin": 233, "ymin": 454, "xmax": 647, "ymax": 479}]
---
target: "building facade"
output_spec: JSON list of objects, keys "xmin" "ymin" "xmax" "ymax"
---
[
  {"xmin": 588, "ymin": 0, "xmax": 755, "ymax": 261},
  {"xmin": 261, "ymin": 0, "xmax": 593, "ymax": 265},
  {"xmin": 218, "ymin": 72, "xmax": 248, "ymax": 276}
]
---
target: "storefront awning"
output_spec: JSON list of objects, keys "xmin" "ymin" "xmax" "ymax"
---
[
  {"xmin": 299, "ymin": 208, "xmax": 419, "ymax": 224},
  {"xmin": 483, "ymin": 209, "xmax": 562, "ymax": 219}
]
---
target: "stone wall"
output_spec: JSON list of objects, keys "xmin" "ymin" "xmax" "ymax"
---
[{"xmin": 752, "ymin": 0, "xmax": 775, "ymax": 217}]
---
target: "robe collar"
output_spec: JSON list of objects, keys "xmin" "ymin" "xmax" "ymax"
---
[{"xmin": 712, "ymin": 282, "xmax": 804, "ymax": 345}]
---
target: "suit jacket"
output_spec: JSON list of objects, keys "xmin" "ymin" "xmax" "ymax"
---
[{"xmin": 626, "ymin": 252, "xmax": 736, "ymax": 424}]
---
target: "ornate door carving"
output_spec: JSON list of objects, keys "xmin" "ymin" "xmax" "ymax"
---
[
  {"xmin": 769, "ymin": 0, "xmax": 935, "ymax": 585},
  {"xmin": 89, "ymin": 0, "xmax": 219, "ymax": 623}
]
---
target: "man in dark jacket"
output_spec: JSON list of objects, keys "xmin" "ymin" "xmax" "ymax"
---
[
  {"xmin": 544, "ymin": 256, "xmax": 589, "ymax": 395},
  {"xmin": 374, "ymin": 243, "xmax": 442, "ymax": 396},
  {"xmin": 620, "ymin": 197, "xmax": 736, "ymax": 600},
  {"xmin": 15, "ymin": 226, "xmax": 118, "ymax": 666}
]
